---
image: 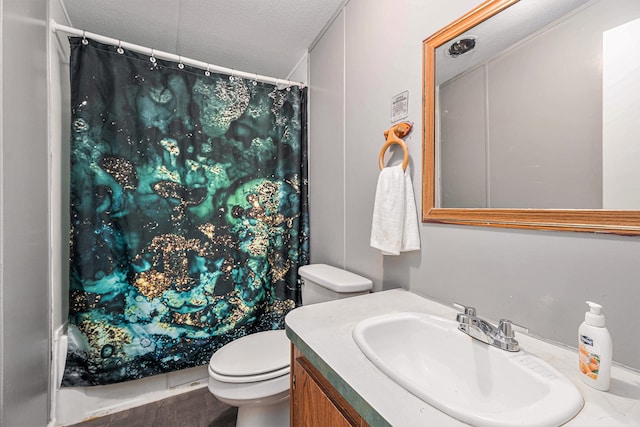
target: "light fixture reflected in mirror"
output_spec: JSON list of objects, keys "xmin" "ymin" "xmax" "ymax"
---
[{"xmin": 447, "ymin": 37, "xmax": 476, "ymax": 57}]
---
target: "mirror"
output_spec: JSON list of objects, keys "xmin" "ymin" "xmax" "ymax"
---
[{"xmin": 422, "ymin": 0, "xmax": 640, "ymax": 235}]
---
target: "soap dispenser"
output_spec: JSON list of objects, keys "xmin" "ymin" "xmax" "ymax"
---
[{"xmin": 578, "ymin": 301, "xmax": 612, "ymax": 391}]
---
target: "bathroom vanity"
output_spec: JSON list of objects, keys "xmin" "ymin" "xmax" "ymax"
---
[
  {"xmin": 285, "ymin": 289, "xmax": 640, "ymax": 426},
  {"xmin": 290, "ymin": 345, "xmax": 367, "ymax": 426}
]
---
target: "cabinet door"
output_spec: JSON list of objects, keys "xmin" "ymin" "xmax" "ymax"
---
[{"xmin": 291, "ymin": 346, "xmax": 367, "ymax": 427}]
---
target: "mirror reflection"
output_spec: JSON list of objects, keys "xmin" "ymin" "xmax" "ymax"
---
[{"xmin": 434, "ymin": 0, "xmax": 640, "ymax": 209}]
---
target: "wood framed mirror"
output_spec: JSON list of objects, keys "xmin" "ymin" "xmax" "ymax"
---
[{"xmin": 422, "ymin": 0, "xmax": 640, "ymax": 235}]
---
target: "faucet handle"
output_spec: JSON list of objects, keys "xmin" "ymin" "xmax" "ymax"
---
[
  {"xmin": 453, "ymin": 302, "xmax": 476, "ymax": 317},
  {"xmin": 498, "ymin": 319, "xmax": 514, "ymax": 338},
  {"xmin": 498, "ymin": 319, "xmax": 529, "ymax": 337}
]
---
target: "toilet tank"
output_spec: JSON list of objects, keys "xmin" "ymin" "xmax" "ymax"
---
[{"xmin": 298, "ymin": 264, "xmax": 372, "ymax": 305}]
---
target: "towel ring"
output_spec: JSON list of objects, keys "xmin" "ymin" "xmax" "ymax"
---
[{"xmin": 378, "ymin": 122, "xmax": 412, "ymax": 171}]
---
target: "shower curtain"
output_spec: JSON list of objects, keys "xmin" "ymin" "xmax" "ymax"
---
[{"xmin": 61, "ymin": 37, "xmax": 309, "ymax": 386}]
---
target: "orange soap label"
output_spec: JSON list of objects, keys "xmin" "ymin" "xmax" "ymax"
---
[{"xmin": 579, "ymin": 340, "xmax": 600, "ymax": 380}]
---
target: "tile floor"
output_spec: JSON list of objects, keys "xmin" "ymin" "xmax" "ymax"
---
[{"xmin": 66, "ymin": 386, "xmax": 237, "ymax": 427}]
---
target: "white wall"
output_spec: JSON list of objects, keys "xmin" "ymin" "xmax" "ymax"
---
[
  {"xmin": 49, "ymin": 0, "xmax": 70, "ymax": 373},
  {"xmin": 309, "ymin": 0, "xmax": 640, "ymax": 370},
  {"xmin": 1, "ymin": 0, "xmax": 51, "ymax": 426},
  {"xmin": 309, "ymin": 10, "xmax": 346, "ymax": 267}
]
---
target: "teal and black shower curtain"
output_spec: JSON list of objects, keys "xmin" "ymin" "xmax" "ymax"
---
[{"xmin": 61, "ymin": 37, "xmax": 309, "ymax": 386}]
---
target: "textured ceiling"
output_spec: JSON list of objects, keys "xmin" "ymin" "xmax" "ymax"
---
[{"xmin": 60, "ymin": 0, "xmax": 345, "ymax": 80}]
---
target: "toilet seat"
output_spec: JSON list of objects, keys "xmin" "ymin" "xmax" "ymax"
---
[{"xmin": 209, "ymin": 329, "xmax": 290, "ymax": 383}]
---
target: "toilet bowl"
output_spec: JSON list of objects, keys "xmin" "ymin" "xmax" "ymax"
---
[
  {"xmin": 208, "ymin": 330, "xmax": 291, "ymax": 426},
  {"xmin": 207, "ymin": 264, "xmax": 372, "ymax": 427}
]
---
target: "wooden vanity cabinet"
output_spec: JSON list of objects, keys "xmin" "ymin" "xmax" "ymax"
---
[{"xmin": 291, "ymin": 345, "xmax": 369, "ymax": 427}]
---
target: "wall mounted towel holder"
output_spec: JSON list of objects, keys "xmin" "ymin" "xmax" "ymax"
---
[{"xmin": 379, "ymin": 122, "xmax": 412, "ymax": 171}]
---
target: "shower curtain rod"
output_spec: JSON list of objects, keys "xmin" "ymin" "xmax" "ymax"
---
[{"xmin": 50, "ymin": 20, "xmax": 307, "ymax": 88}]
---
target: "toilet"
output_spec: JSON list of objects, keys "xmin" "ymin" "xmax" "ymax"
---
[{"xmin": 207, "ymin": 263, "xmax": 372, "ymax": 427}]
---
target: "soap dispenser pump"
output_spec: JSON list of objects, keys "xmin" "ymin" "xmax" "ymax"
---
[{"xmin": 578, "ymin": 301, "xmax": 612, "ymax": 391}]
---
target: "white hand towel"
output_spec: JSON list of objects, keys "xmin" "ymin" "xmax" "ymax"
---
[{"xmin": 370, "ymin": 165, "xmax": 421, "ymax": 255}]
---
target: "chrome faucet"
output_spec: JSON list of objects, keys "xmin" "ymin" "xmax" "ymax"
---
[{"xmin": 453, "ymin": 303, "xmax": 521, "ymax": 352}]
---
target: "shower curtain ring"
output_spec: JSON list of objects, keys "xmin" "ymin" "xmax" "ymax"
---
[
  {"xmin": 178, "ymin": 56, "xmax": 184, "ymax": 69},
  {"xmin": 116, "ymin": 40, "xmax": 124, "ymax": 54},
  {"xmin": 204, "ymin": 64, "xmax": 211, "ymax": 77},
  {"xmin": 82, "ymin": 30, "xmax": 88, "ymax": 45},
  {"xmin": 229, "ymin": 69, "xmax": 235, "ymax": 82},
  {"xmin": 149, "ymin": 48, "xmax": 156, "ymax": 64}
]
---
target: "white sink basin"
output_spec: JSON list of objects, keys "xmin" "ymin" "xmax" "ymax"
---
[{"xmin": 353, "ymin": 312, "xmax": 583, "ymax": 427}]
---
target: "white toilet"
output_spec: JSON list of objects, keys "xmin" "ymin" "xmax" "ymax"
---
[{"xmin": 207, "ymin": 263, "xmax": 372, "ymax": 427}]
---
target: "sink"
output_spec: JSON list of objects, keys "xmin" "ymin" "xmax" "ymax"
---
[{"xmin": 352, "ymin": 312, "xmax": 583, "ymax": 427}]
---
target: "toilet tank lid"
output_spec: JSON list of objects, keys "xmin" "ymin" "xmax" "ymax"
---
[{"xmin": 298, "ymin": 264, "xmax": 372, "ymax": 292}]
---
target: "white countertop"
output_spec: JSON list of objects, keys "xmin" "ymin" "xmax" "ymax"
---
[{"xmin": 285, "ymin": 289, "xmax": 640, "ymax": 426}]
